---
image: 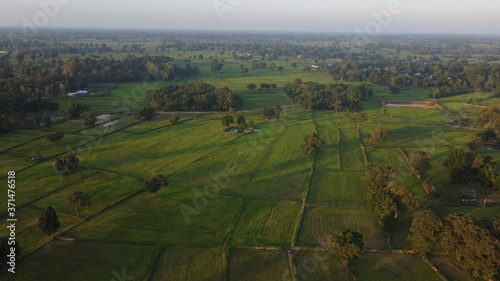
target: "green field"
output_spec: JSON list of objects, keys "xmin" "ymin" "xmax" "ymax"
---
[
  {"xmin": 294, "ymin": 251, "xmax": 352, "ymax": 281},
  {"xmin": 298, "ymin": 207, "xmax": 387, "ymax": 249},
  {"xmin": 309, "ymin": 171, "xmax": 369, "ymax": 204},
  {"xmin": 231, "ymin": 200, "xmax": 301, "ymax": 247},
  {"xmin": 229, "ymin": 249, "xmax": 290, "ymax": 281},
  {"xmin": 1, "ymin": 38, "xmax": 498, "ymax": 280},
  {"xmin": 4, "ymin": 241, "xmax": 157, "ymax": 281},
  {"xmin": 151, "ymin": 247, "xmax": 226, "ymax": 281},
  {"xmin": 350, "ymin": 253, "xmax": 442, "ymax": 281}
]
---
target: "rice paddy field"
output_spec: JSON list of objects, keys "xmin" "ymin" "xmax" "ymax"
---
[{"xmin": 0, "ymin": 48, "xmax": 496, "ymax": 280}]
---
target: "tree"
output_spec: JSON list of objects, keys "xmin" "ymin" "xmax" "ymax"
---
[
  {"xmin": 65, "ymin": 191, "xmax": 91, "ymax": 217},
  {"xmin": 443, "ymin": 149, "xmax": 473, "ymax": 182},
  {"xmin": 386, "ymin": 183, "xmax": 420, "ymax": 218},
  {"xmin": 476, "ymin": 128, "xmax": 497, "ymax": 146},
  {"xmin": 247, "ymin": 83, "xmax": 256, "ymax": 90},
  {"xmin": 237, "ymin": 115, "xmax": 247, "ymax": 130},
  {"xmin": 41, "ymin": 112, "xmax": 51, "ymax": 128},
  {"xmin": 221, "ymin": 115, "xmax": 234, "ymax": 127},
  {"xmin": 53, "ymin": 152, "xmax": 80, "ymax": 175},
  {"xmin": 169, "ymin": 114, "xmax": 180, "ymax": 125},
  {"xmin": 144, "ymin": 174, "xmax": 168, "ymax": 198},
  {"xmin": 440, "ymin": 213, "xmax": 500, "ymax": 279},
  {"xmin": 365, "ymin": 127, "xmax": 391, "ymax": 149},
  {"xmin": 46, "ymin": 131, "xmax": 64, "ymax": 143},
  {"xmin": 81, "ymin": 111, "xmax": 96, "ymax": 126},
  {"xmin": 409, "ymin": 151, "xmax": 433, "ymax": 177},
  {"xmin": 363, "ymin": 163, "xmax": 396, "ymax": 191},
  {"xmin": 37, "ymin": 206, "xmax": 61, "ymax": 236},
  {"xmin": 302, "ymin": 132, "xmax": 325, "ymax": 155},
  {"xmin": 0, "ymin": 236, "xmax": 21, "ymax": 269},
  {"xmin": 241, "ymin": 68, "xmax": 249, "ymax": 75},
  {"xmin": 66, "ymin": 102, "xmax": 90, "ymax": 119},
  {"xmin": 351, "ymin": 113, "xmax": 368, "ymax": 132},
  {"xmin": 369, "ymin": 189, "xmax": 398, "ymax": 229},
  {"xmin": 328, "ymin": 229, "xmax": 364, "ymax": 264},
  {"xmin": 137, "ymin": 106, "xmax": 155, "ymax": 120},
  {"xmin": 408, "ymin": 211, "xmax": 442, "ymax": 255},
  {"xmin": 389, "ymin": 85, "xmax": 401, "ymax": 94}
]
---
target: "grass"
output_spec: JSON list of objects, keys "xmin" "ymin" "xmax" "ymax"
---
[
  {"xmin": 0, "ymin": 163, "xmax": 95, "ymax": 215},
  {"xmin": 428, "ymin": 255, "xmax": 483, "ymax": 281},
  {"xmin": 3, "ymin": 241, "xmax": 157, "ymax": 281},
  {"xmin": 351, "ymin": 253, "xmax": 442, "ymax": 281},
  {"xmin": 243, "ymin": 111, "xmax": 315, "ymax": 201},
  {"xmin": 340, "ymin": 128, "xmax": 366, "ymax": 171},
  {"xmin": 65, "ymin": 191, "xmax": 243, "ymax": 246},
  {"xmin": 1, "ymin": 38, "xmax": 497, "ymax": 280},
  {"xmin": 229, "ymin": 249, "xmax": 290, "ymax": 281},
  {"xmin": 441, "ymin": 205, "xmax": 500, "ymax": 220},
  {"xmin": 366, "ymin": 148, "xmax": 411, "ymax": 171},
  {"xmin": 309, "ymin": 171, "xmax": 369, "ymax": 205},
  {"xmin": 31, "ymin": 171, "xmax": 143, "ymax": 217},
  {"xmin": 384, "ymin": 107, "xmax": 448, "ymax": 123},
  {"xmin": 298, "ymin": 207, "xmax": 387, "ymax": 249},
  {"xmin": 151, "ymin": 247, "xmax": 226, "ymax": 281},
  {"xmin": 231, "ymin": 200, "xmax": 301, "ymax": 247},
  {"xmin": 294, "ymin": 251, "xmax": 352, "ymax": 281},
  {"xmin": 0, "ymin": 206, "xmax": 79, "ymax": 254}
]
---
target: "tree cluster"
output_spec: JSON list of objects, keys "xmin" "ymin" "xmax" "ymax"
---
[
  {"xmin": 147, "ymin": 82, "xmax": 243, "ymax": 111},
  {"xmin": 443, "ymin": 149, "xmax": 500, "ymax": 191},
  {"xmin": 364, "ymin": 163, "xmax": 420, "ymax": 230},
  {"xmin": 53, "ymin": 152, "xmax": 80, "ymax": 175},
  {"xmin": 365, "ymin": 127, "xmax": 391, "ymax": 149},
  {"xmin": 262, "ymin": 105, "xmax": 282, "ymax": 119},
  {"xmin": 302, "ymin": 132, "xmax": 325, "ymax": 155},
  {"xmin": 284, "ymin": 79, "xmax": 373, "ymax": 112},
  {"xmin": 144, "ymin": 174, "xmax": 168, "ymax": 198},
  {"xmin": 409, "ymin": 212, "xmax": 500, "ymax": 279}
]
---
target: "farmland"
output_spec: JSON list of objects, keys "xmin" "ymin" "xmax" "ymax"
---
[{"xmin": 1, "ymin": 31, "xmax": 499, "ymax": 281}]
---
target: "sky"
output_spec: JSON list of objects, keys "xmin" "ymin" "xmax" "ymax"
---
[{"xmin": 1, "ymin": 0, "xmax": 500, "ymax": 34}]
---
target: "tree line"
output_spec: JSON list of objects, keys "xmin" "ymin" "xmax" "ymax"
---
[
  {"xmin": 284, "ymin": 79, "xmax": 373, "ymax": 112},
  {"xmin": 147, "ymin": 82, "xmax": 243, "ymax": 112}
]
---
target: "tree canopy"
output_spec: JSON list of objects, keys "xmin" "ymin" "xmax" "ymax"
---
[
  {"xmin": 65, "ymin": 191, "xmax": 91, "ymax": 217},
  {"xmin": 37, "ymin": 206, "xmax": 61, "ymax": 236},
  {"xmin": 147, "ymin": 82, "xmax": 243, "ymax": 112}
]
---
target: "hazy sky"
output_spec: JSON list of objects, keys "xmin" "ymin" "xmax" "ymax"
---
[{"xmin": 2, "ymin": 0, "xmax": 499, "ymax": 34}]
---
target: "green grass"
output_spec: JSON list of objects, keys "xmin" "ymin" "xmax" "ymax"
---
[
  {"xmin": 294, "ymin": 251, "xmax": 352, "ymax": 281},
  {"xmin": 351, "ymin": 253, "xmax": 442, "ymax": 281},
  {"xmin": 243, "ymin": 111, "xmax": 314, "ymax": 200},
  {"xmin": 384, "ymin": 107, "xmax": 448, "ymax": 123},
  {"xmin": 151, "ymin": 247, "xmax": 226, "ymax": 281},
  {"xmin": 309, "ymin": 171, "xmax": 369, "ymax": 205},
  {"xmin": 298, "ymin": 207, "xmax": 387, "ymax": 249},
  {"xmin": 229, "ymin": 249, "xmax": 290, "ymax": 281},
  {"xmin": 0, "ymin": 206, "xmax": 79, "ymax": 254},
  {"xmin": 7, "ymin": 133, "xmax": 99, "ymax": 159},
  {"xmin": 0, "ymin": 129, "xmax": 48, "ymax": 151},
  {"xmin": 441, "ymin": 205, "xmax": 500, "ymax": 220},
  {"xmin": 231, "ymin": 200, "xmax": 301, "ymax": 247},
  {"xmin": 340, "ymin": 128, "xmax": 366, "ymax": 171},
  {"xmin": 0, "ymin": 154, "xmax": 32, "ymax": 171},
  {"xmin": 65, "ymin": 191, "xmax": 243, "ymax": 246},
  {"xmin": 239, "ymin": 92, "xmax": 294, "ymax": 111},
  {"xmin": 1, "ymin": 241, "xmax": 157, "ymax": 281},
  {"xmin": 428, "ymin": 256, "xmax": 483, "ymax": 281},
  {"xmin": 0, "ymin": 163, "xmax": 95, "ymax": 215},
  {"xmin": 366, "ymin": 148, "xmax": 411, "ymax": 171},
  {"xmin": 31, "ymin": 171, "xmax": 143, "ymax": 217}
]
